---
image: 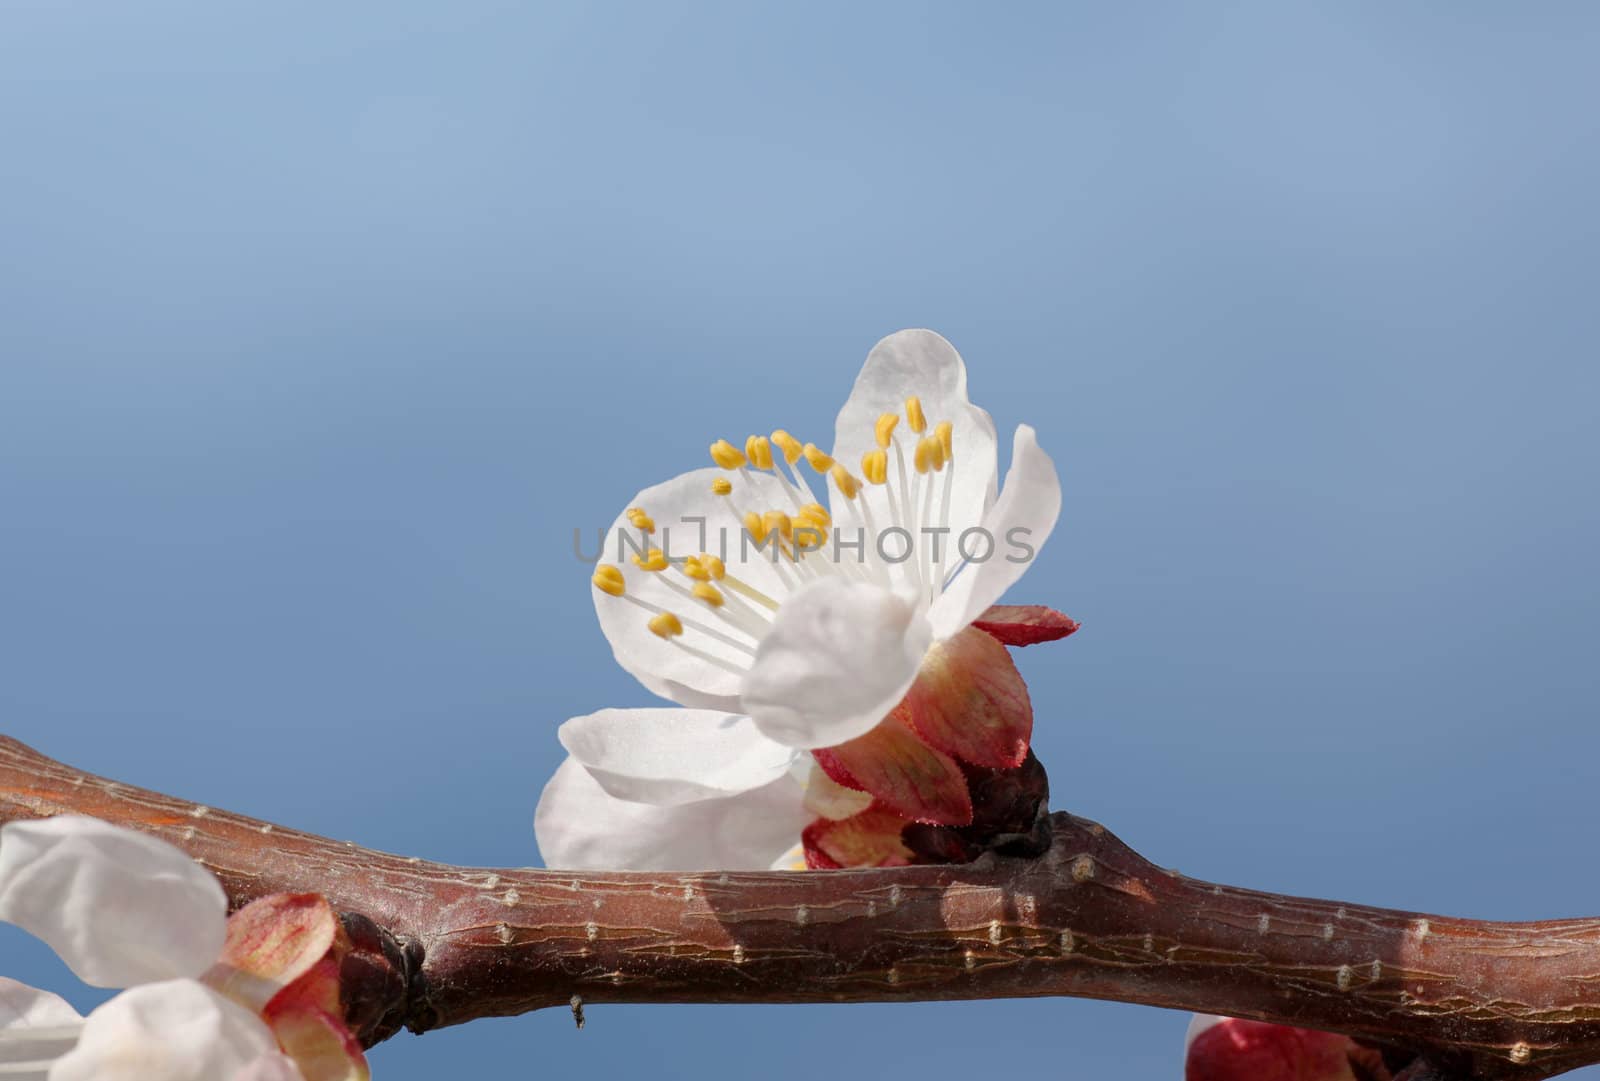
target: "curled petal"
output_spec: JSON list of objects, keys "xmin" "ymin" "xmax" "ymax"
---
[
  {"xmin": 1185, "ymin": 1014, "xmax": 1392, "ymax": 1081},
  {"xmin": 904, "ymin": 626, "xmax": 1032, "ymax": 769},
  {"xmin": 972, "ymin": 604, "xmax": 1080, "ymax": 647},
  {"xmin": 207, "ymin": 894, "xmax": 339, "ymax": 1015},
  {"xmin": 929, "ymin": 425, "xmax": 1062, "ymax": 640},
  {"xmin": 830, "ymin": 329, "xmax": 999, "ymax": 539},
  {"xmin": 536, "ymin": 757, "xmax": 809, "ymax": 871},
  {"xmin": 559, "ymin": 708, "xmax": 795, "ymax": 806},
  {"xmin": 812, "ymin": 708, "xmax": 972, "ymax": 826},
  {"xmin": 802, "ymin": 806, "xmax": 913, "ymax": 869},
  {"xmin": 0, "ymin": 976, "xmax": 83, "ymax": 1079},
  {"xmin": 743, "ymin": 578, "xmax": 932, "ymax": 750},
  {"xmin": 49, "ymin": 979, "xmax": 277, "ymax": 1081},
  {"xmin": 0, "ymin": 816, "xmax": 227, "ymax": 988}
]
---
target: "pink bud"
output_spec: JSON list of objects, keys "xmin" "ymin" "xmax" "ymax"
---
[{"xmin": 1185, "ymin": 1015, "xmax": 1391, "ymax": 1081}]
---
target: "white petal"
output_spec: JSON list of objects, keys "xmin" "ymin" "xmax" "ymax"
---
[
  {"xmin": 592, "ymin": 467, "xmax": 796, "ymax": 706},
  {"xmin": 559, "ymin": 708, "xmax": 796, "ymax": 806},
  {"xmin": 48, "ymin": 980, "xmax": 276, "ymax": 1081},
  {"xmin": 0, "ymin": 977, "xmax": 83, "ymax": 1078},
  {"xmin": 535, "ymin": 757, "xmax": 809, "ymax": 871},
  {"xmin": 0, "ymin": 977, "xmax": 83, "ymax": 1032},
  {"xmin": 0, "ymin": 817, "xmax": 227, "ymax": 988},
  {"xmin": 929, "ymin": 425, "xmax": 1061, "ymax": 640},
  {"xmin": 231, "ymin": 1053, "xmax": 305, "ymax": 1081},
  {"xmin": 741, "ymin": 577, "xmax": 932, "ymax": 749},
  {"xmin": 830, "ymin": 329, "xmax": 999, "ymax": 537}
]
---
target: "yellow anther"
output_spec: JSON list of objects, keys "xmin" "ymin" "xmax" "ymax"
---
[
  {"xmin": 743, "ymin": 511, "xmax": 769, "ymax": 543},
  {"xmin": 874, "ymin": 413, "xmax": 899, "ymax": 448},
  {"xmin": 711, "ymin": 476, "xmax": 733, "ymax": 496},
  {"xmin": 935, "ymin": 420, "xmax": 953, "ymax": 462},
  {"xmin": 762, "ymin": 510, "xmax": 794, "ymax": 540},
  {"xmin": 905, "ymin": 396, "xmax": 927, "ymax": 433},
  {"xmin": 793, "ymin": 525, "xmax": 826, "ymax": 552},
  {"xmin": 799, "ymin": 502, "xmax": 832, "ymax": 528},
  {"xmin": 710, "ymin": 439, "xmax": 747, "ymax": 469},
  {"xmin": 831, "ymin": 465, "xmax": 861, "ymax": 500},
  {"xmin": 691, "ymin": 582, "xmax": 725, "ymax": 608},
  {"xmin": 681, "ymin": 556, "xmax": 710, "ymax": 581},
  {"xmin": 631, "ymin": 547, "xmax": 669, "ymax": 572},
  {"xmin": 699, "ymin": 553, "xmax": 726, "ymax": 580},
  {"xmin": 792, "ymin": 502, "xmax": 829, "ymax": 547},
  {"xmin": 802, "ymin": 443, "xmax": 834, "ymax": 473},
  {"xmin": 745, "ymin": 435, "xmax": 774, "ymax": 470},
  {"xmin": 591, "ymin": 565, "xmax": 626, "ymax": 597},
  {"xmin": 914, "ymin": 435, "xmax": 940, "ymax": 474},
  {"xmin": 626, "ymin": 507, "xmax": 656, "ymax": 533},
  {"xmin": 648, "ymin": 611, "xmax": 684, "ymax": 639},
  {"xmin": 770, "ymin": 429, "xmax": 804, "ymax": 465},
  {"xmin": 861, "ymin": 449, "xmax": 889, "ymax": 485}
]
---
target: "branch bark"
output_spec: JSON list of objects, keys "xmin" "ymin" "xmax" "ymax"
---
[{"xmin": 2, "ymin": 734, "xmax": 1592, "ymax": 1079}]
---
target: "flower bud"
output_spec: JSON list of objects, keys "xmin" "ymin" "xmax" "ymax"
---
[{"xmin": 1185, "ymin": 1015, "xmax": 1392, "ymax": 1081}]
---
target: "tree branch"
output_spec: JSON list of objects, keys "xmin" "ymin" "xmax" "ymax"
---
[{"xmin": 2, "ymin": 734, "xmax": 1592, "ymax": 1079}]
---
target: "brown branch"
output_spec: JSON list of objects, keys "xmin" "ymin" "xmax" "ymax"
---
[{"xmin": 2, "ymin": 734, "xmax": 1593, "ymax": 1080}]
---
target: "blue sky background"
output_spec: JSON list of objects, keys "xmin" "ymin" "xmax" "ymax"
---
[{"xmin": 3, "ymin": 2, "xmax": 1599, "ymax": 1077}]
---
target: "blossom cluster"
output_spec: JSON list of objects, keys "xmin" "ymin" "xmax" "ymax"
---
[
  {"xmin": 535, "ymin": 330, "xmax": 1077, "ymax": 871},
  {"xmin": 0, "ymin": 816, "xmax": 367, "ymax": 1081}
]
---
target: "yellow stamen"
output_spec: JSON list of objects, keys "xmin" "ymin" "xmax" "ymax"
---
[
  {"xmin": 861, "ymin": 449, "xmax": 888, "ymax": 485},
  {"xmin": 626, "ymin": 507, "xmax": 656, "ymax": 533},
  {"xmin": 648, "ymin": 612, "xmax": 684, "ymax": 639},
  {"xmin": 793, "ymin": 503, "xmax": 829, "ymax": 542},
  {"xmin": 743, "ymin": 511, "xmax": 769, "ymax": 543},
  {"xmin": 592, "ymin": 565, "xmax": 626, "ymax": 596},
  {"xmin": 793, "ymin": 526, "xmax": 826, "ymax": 553},
  {"xmin": 699, "ymin": 553, "xmax": 726, "ymax": 580},
  {"xmin": 710, "ymin": 439, "xmax": 747, "ymax": 469},
  {"xmin": 745, "ymin": 435, "xmax": 774, "ymax": 470},
  {"xmin": 711, "ymin": 476, "xmax": 733, "ymax": 496},
  {"xmin": 798, "ymin": 502, "xmax": 831, "ymax": 528},
  {"xmin": 905, "ymin": 396, "xmax": 927, "ymax": 433},
  {"xmin": 691, "ymin": 583, "xmax": 725, "ymax": 608},
  {"xmin": 681, "ymin": 556, "xmax": 710, "ymax": 581},
  {"xmin": 935, "ymin": 420, "xmax": 953, "ymax": 461},
  {"xmin": 831, "ymin": 465, "xmax": 861, "ymax": 500},
  {"xmin": 914, "ymin": 435, "xmax": 941, "ymax": 474},
  {"xmin": 762, "ymin": 510, "xmax": 794, "ymax": 541},
  {"xmin": 875, "ymin": 413, "xmax": 899, "ymax": 448},
  {"xmin": 770, "ymin": 429, "xmax": 804, "ymax": 465},
  {"xmin": 631, "ymin": 547, "xmax": 669, "ymax": 572},
  {"xmin": 724, "ymin": 575, "xmax": 779, "ymax": 610},
  {"xmin": 802, "ymin": 443, "xmax": 834, "ymax": 473}
]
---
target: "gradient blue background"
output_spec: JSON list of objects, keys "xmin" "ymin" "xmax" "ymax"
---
[{"xmin": 4, "ymin": 2, "xmax": 1599, "ymax": 1077}]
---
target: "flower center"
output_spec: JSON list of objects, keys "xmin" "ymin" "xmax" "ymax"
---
[{"xmin": 590, "ymin": 395, "xmax": 957, "ymax": 670}]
